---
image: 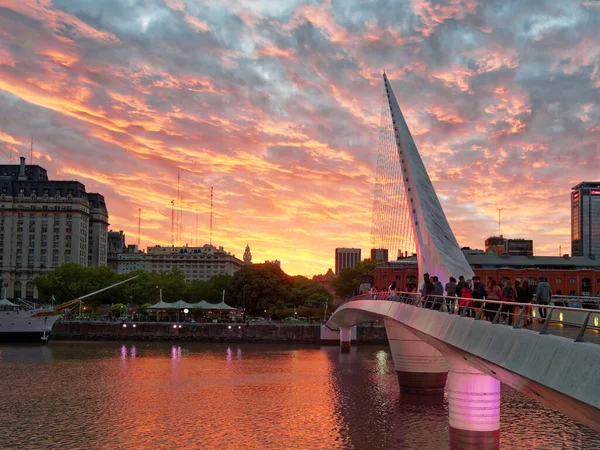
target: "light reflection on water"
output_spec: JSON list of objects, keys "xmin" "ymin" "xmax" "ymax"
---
[{"xmin": 0, "ymin": 342, "xmax": 597, "ymax": 449}]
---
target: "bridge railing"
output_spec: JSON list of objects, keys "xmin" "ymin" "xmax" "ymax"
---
[{"xmin": 343, "ymin": 292, "xmax": 600, "ymax": 343}]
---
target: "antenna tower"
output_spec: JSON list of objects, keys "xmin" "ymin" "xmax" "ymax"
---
[
  {"xmin": 179, "ymin": 193, "xmax": 183, "ymax": 246},
  {"xmin": 171, "ymin": 200, "xmax": 175, "ymax": 246},
  {"xmin": 210, "ymin": 187, "xmax": 213, "ymax": 246},
  {"xmin": 497, "ymin": 207, "xmax": 504, "ymax": 236},
  {"xmin": 176, "ymin": 174, "xmax": 180, "ymax": 245},
  {"xmin": 195, "ymin": 206, "xmax": 199, "ymax": 247},
  {"xmin": 30, "ymin": 136, "xmax": 33, "ymax": 165},
  {"xmin": 137, "ymin": 208, "xmax": 141, "ymax": 246}
]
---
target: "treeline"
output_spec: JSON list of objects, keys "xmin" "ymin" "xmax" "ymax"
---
[
  {"xmin": 332, "ymin": 260, "xmax": 377, "ymax": 298},
  {"xmin": 33, "ymin": 263, "xmax": 333, "ymax": 315}
]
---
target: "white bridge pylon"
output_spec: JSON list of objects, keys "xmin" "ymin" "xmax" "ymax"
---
[{"xmin": 382, "ymin": 72, "xmax": 473, "ymax": 284}]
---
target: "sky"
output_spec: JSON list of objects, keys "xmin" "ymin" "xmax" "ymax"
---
[{"xmin": 0, "ymin": 0, "xmax": 598, "ymax": 276}]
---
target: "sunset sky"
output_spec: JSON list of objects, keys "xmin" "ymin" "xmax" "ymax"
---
[{"xmin": 0, "ymin": 0, "xmax": 598, "ymax": 276}]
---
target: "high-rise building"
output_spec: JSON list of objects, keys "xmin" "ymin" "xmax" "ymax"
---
[
  {"xmin": 107, "ymin": 230, "xmax": 126, "ymax": 271},
  {"xmin": 571, "ymin": 182, "xmax": 600, "ymax": 258},
  {"xmin": 335, "ymin": 248, "xmax": 361, "ymax": 274},
  {"xmin": 0, "ymin": 157, "xmax": 108, "ymax": 299},
  {"xmin": 485, "ymin": 236, "xmax": 533, "ymax": 256},
  {"xmin": 370, "ymin": 248, "xmax": 389, "ymax": 262},
  {"xmin": 87, "ymin": 193, "xmax": 109, "ymax": 267}
]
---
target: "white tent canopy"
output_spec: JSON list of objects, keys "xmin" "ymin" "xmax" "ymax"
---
[
  {"xmin": 148, "ymin": 299, "xmax": 237, "ymax": 310},
  {"xmin": 200, "ymin": 300, "xmax": 236, "ymax": 310},
  {"xmin": 0, "ymin": 298, "xmax": 17, "ymax": 307}
]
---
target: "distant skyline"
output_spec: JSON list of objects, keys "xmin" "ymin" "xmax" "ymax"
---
[{"xmin": 0, "ymin": 1, "xmax": 598, "ymax": 276}]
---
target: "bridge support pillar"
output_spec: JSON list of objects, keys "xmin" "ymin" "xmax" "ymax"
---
[
  {"xmin": 339, "ymin": 327, "xmax": 351, "ymax": 352},
  {"xmin": 384, "ymin": 319, "xmax": 447, "ymax": 395},
  {"xmin": 447, "ymin": 357, "xmax": 500, "ymax": 448}
]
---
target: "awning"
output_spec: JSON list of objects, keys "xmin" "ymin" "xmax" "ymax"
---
[
  {"xmin": 148, "ymin": 299, "xmax": 237, "ymax": 310},
  {"xmin": 0, "ymin": 298, "xmax": 17, "ymax": 307}
]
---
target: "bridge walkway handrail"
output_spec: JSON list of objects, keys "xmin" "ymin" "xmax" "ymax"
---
[{"xmin": 339, "ymin": 292, "xmax": 600, "ymax": 344}]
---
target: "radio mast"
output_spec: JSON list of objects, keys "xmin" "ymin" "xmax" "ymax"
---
[
  {"xmin": 210, "ymin": 187, "xmax": 213, "ymax": 246},
  {"xmin": 137, "ymin": 208, "xmax": 141, "ymax": 246},
  {"xmin": 176, "ymin": 174, "xmax": 180, "ymax": 245},
  {"xmin": 171, "ymin": 200, "xmax": 175, "ymax": 246}
]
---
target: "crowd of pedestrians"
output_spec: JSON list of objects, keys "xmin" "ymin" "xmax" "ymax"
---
[
  {"xmin": 422, "ymin": 272, "xmax": 555, "ymax": 324},
  {"xmin": 366, "ymin": 274, "xmax": 558, "ymax": 325}
]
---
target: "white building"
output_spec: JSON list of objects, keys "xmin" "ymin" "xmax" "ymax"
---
[
  {"xmin": 117, "ymin": 244, "xmax": 244, "ymax": 281},
  {"xmin": 0, "ymin": 157, "xmax": 108, "ymax": 299},
  {"xmin": 116, "ymin": 245, "xmax": 145, "ymax": 275}
]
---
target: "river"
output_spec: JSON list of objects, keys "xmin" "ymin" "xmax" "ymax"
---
[{"xmin": 0, "ymin": 342, "xmax": 597, "ymax": 449}]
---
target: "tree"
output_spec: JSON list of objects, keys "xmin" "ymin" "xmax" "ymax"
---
[
  {"xmin": 34, "ymin": 263, "xmax": 119, "ymax": 308},
  {"xmin": 332, "ymin": 260, "xmax": 377, "ymax": 298},
  {"xmin": 289, "ymin": 276, "xmax": 332, "ymax": 308}
]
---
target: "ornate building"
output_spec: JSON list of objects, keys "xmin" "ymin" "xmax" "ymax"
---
[
  {"xmin": 313, "ymin": 268, "xmax": 337, "ymax": 299},
  {"xmin": 243, "ymin": 244, "xmax": 252, "ymax": 265},
  {"xmin": 0, "ymin": 157, "xmax": 109, "ymax": 299}
]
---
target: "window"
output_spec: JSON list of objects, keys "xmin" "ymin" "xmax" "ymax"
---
[
  {"xmin": 556, "ymin": 278, "xmax": 562, "ymax": 283},
  {"xmin": 570, "ymin": 278, "xmax": 575, "ymax": 284}
]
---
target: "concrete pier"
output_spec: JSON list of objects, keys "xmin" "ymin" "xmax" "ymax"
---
[
  {"xmin": 339, "ymin": 327, "xmax": 352, "ymax": 352},
  {"xmin": 384, "ymin": 319, "xmax": 447, "ymax": 395},
  {"xmin": 446, "ymin": 357, "xmax": 500, "ymax": 448}
]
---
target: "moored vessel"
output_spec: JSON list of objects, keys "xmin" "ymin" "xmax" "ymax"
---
[{"xmin": 0, "ymin": 276, "xmax": 137, "ymax": 343}]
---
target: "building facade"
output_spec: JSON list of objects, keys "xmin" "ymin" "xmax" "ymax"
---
[
  {"xmin": 572, "ymin": 182, "xmax": 600, "ymax": 258},
  {"xmin": 371, "ymin": 254, "xmax": 600, "ymax": 296},
  {"xmin": 264, "ymin": 259, "xmax": 281, "ymax": 268},
  {"xmin": 87, "ymin": 193, "xmax": 109, "ymax": 267},
  {"xmin": 243, "ymin": 244, "xmax": 252, "ymax": 264},
  {"xmin": 370, "ymin": 248, "xmax": 389, "ymax": 262},
  {"xmin": 138, "ymin": 244, "xmax": 244, "ymax": 282},
  {"xmin": 116, "ymin": 245, "xmax": 145, "ymax": 275},
  {"xmin": 0, "ymin": 157, "xmax": 108, "ymax": 299},
  {"xmin": 107, "ymin": 230, "xmax": 126, "ymax": 271},
  {"xmin": 313, "ymin": 268, "xmax": 336, "ymax": 299},
  {"xmin": 485, "ymin": 236, "xmax": 533, "ymax": 256},
  {"xmin": 335, "ymin": 248, "xmax": 361, "ymax": 274}
]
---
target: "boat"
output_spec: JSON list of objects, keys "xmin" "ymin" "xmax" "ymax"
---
[{"xmin": 0, "ymin": 276, "xmax": 137, "ymax": 343}]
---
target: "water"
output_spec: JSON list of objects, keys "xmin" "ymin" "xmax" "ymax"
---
[{"xmin": 0, "ymin": 342, "xmax": 597, "ymax": 449}]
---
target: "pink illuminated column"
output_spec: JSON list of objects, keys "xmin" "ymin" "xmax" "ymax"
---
[
  {"xmin": 339, "ymin": 327, "xmax": 351, "ymax": 352},
  {"xmin": 384, "ymin": 319, "xmax": 447, "ymax": 395},
  {"xmin": 447, "ymin": 357, "xmax": 500, "ymax": 448}
]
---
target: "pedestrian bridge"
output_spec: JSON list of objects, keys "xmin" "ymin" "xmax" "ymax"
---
[
  {"xmin": 352, "ymin": 73, "xmax": 600, "ymax": 446},
  {"xmin": 327, "ymin": 294, "xmax": 600, "ymax": 441}
]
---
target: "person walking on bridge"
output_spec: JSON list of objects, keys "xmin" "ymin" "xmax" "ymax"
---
[
  {"xmin": 485, "ymin": 279, "xmax": 502, "ymax": 321},
  {"xmin": 535, "ymin": 277, "xmax": 552, "ymax": 323},
  {"xmin": 420, "ymin": 273, "xmax": 435, "ymax": 308},
  {"xmin": 517, "ymin": 280, "xmax": 534, "ymax": 326},
  {"xmin": 472, "ymin": 276, "xmax": 486, "ymax": 319},
  {"xmin": 431, "ymin": 276, "xmax": 444, "ymax": 310}
]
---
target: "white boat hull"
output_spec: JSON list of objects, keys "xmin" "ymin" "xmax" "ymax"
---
[{"xmin": 0, "ymin": 309, "xmax": 62, "ymax": 343}]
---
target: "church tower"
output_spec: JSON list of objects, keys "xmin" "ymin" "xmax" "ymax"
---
[{"xmin": 243, "ymin": 244, "xmax": 252, "ymax": 265}]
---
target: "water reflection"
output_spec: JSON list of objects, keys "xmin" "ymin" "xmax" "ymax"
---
[
  {"xmin": 171, "ymin": 345, "xmax": 182, "ymax": 360},
  {"xmin": 0, "ymin": 344, "xmax": 52, "ymax": 362},
  {"xmin": 0, "ymin": 342, "xmax": 597, "ymax": 449}
]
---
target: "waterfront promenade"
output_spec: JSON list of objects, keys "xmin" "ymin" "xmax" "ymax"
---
[{"xmin": 52, "ymin": 320, "xmax": 386, "ymax": 344}]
